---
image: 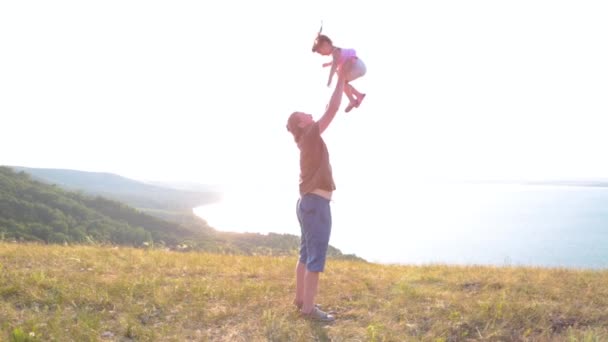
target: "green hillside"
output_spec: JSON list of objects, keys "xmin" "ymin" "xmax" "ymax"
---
[
  {"xmin": 0, "ymin": 166, "xmax": 359, "ymax": 260},
  {"xmin": 0, "ymin": 166, "xmax": 203, "ymax": 246}
]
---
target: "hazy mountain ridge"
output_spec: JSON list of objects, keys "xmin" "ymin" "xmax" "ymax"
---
[
  {"xmin": 9, "ymin": 166, "xmax": 222, "ymax": 212},
  {"xmin": 145, "ymin": 180, "xmax": 224, "ymax": 193},
  {"xmin": 455, "ymin": 179, "xmax": 608, "ymax": 187}
]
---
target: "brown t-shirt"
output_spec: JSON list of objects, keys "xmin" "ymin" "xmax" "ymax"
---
[{"xmin": 297, "ymin": 122, "xmax": 336, "ymax": 195}]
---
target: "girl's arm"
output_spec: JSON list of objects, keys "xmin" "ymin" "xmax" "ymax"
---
[{"xmin": 326, "ymin": 50, "xmax": 340, "ymax": 87}]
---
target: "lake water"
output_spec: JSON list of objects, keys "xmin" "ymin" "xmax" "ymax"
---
[{"xmin": 194, "ymin": 184, "xmax": 608, "ymax": 269}]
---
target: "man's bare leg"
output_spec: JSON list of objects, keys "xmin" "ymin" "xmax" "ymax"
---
[
  {"xmin": 293, "ymin": 261, "xmax": 306, "ymax": 307},
  {"xmin": 301, "ymin": 269, "xmax": 319, "ymax": 314}
]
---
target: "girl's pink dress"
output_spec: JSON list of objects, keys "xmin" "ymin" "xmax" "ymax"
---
[{"xmin": 336, "ymin": 48, "xmax": 366, "ymax": 81}]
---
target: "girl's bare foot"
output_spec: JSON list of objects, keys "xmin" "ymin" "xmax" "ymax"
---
[
  {"xmin": 345, "ymin": 101, "xmax": 357, "ymax": 113},
  {"xmin": 355, "ymin": 93, "xmax": 366, "ymax": 108}
]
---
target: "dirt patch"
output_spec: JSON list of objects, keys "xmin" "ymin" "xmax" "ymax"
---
[{"xmin": 460, "ymin": 282, "xmax": 482, "ymax": 292}]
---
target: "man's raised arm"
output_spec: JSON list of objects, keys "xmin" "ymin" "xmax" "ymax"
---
[{"xmin": 318, "ymin": 60, "xmax": 350, "ymax": 134}]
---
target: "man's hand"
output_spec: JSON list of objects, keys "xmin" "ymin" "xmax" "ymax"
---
[{"xmin": 322, "ymin": 62, "xmax": 332, "ymax": 68}]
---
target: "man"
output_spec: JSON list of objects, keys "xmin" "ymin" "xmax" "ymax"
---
[{"xmin": 285, "ymin": 61, "xmax": 350, "ymax": 322}]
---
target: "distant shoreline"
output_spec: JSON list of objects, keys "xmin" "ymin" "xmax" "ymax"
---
[{"xmin": 453, "ymin": 180, "xmax": 608, "ymax": 188}]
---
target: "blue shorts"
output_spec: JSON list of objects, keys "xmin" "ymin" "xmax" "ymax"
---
[{"xmin": 296, "ymin": 193, "xmax": 332, "ymax": 272}]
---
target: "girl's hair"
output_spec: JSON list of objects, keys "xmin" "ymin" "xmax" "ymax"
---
[
  {"xmin": 286, "ymin": 112, "xmax": 304, "ymax": 143},
  {"xmin": 312, "ymin": 34, "xmax": 332, "ymax": 52}
]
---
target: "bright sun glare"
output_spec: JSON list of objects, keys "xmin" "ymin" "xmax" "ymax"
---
[{"xmin": 1, "ymin": 0, "xmax": 607, "ymax": 185}]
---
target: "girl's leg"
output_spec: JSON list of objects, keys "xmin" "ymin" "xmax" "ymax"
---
[
  {"xmin": 346, "ymin": 58, "xmax": 366, "ymax": 106},
  {"xmin": 345, "ymin": 83, "xmax": 365, "ymax": 112},
  {"xmin": 344, "ymin": 83, "xmax": 357, "ymax": 104},
  {"xmin": 353, "ymin": 84, "xmax": 366, "ymax": 108},
  {"xmin": 344, "ymin": 84, "xmax": 357, "ymax": 112},
  {"xmin": 350, "ymin": 84, "xmax": 364, "ymax": 99}
]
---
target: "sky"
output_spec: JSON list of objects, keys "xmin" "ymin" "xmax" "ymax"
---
[{"xmin": 1, "ymin": 0, "xmax": 608, "ymax": 189}]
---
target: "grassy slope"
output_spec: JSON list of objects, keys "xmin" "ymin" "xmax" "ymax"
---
[{"xmin": 1, "ymin": 243, "xmax": 607, "ymax": 341}]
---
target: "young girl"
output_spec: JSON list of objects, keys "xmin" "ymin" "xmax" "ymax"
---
[{"xmin": 312, "ymin": 32, "xmax": 367, "ymax": 113}]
